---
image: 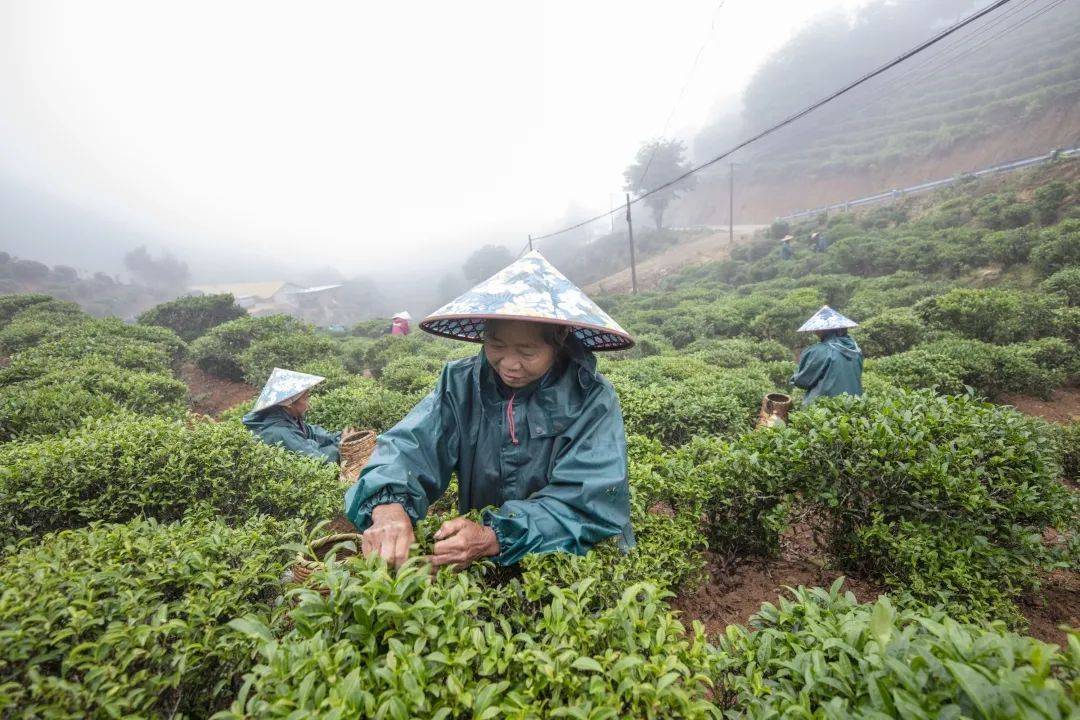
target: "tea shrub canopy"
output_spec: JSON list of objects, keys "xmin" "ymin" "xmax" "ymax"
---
[
  {"xmin": 189, "ymin": 314, "xmax": 309, "ymax": 381},
  {"xmin": 0, "ymin": 415, "xmax": 341, "ymax": 546},
  {"xmin": 0, "ymin": 515, "xmax": 306, "ymax": 718},
  {"xmin": 137, "ymin": 292, "xmax": 247, "ymax": 342},
  {"xmin": 717, "ymin": 582, "xmax": 1080, "ymax": 719}
]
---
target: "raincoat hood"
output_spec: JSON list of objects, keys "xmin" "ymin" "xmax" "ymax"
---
[
  {"xmin": 826, "ymin": 333, "xmax": 861, "ymax": 359},
  {"xmin": 252, "ymin": 367, "xmax": 325, "ymax": 412},
  {"xmin": 797, "ymin": 305, "xmax": 858, "ymax": 332},
  {"xmin": 421, "ymin": 251, "xmax": 634, "ymax": 351}
]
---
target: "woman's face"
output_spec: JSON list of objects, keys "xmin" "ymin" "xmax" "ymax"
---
[
  {"xmin": 284, "ymin": 390, "xmax": 311, "ymax": 417},
  {"xmin": 483, "ymin": 320, "xmax": 558, "ymax": 389}
]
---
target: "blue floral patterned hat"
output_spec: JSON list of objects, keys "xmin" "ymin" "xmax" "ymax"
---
[
  {"xmin": 421, "ymin": 251, "xmax": 634, "ymax": 351},
  {"xmin": 253, "ymin": 367, "xmax": 326, "ymax": 412},
  {"xmin": 797, "ymin": 305, "xmax": 858, "ymax": 333}
]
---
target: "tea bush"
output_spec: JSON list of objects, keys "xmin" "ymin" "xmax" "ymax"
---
[
  {"xmin": 0, "ymin": 361, "xmax": 187, "ymax": 440},
  {"xmin": 855, "ymin": 308, "xmax": 927, "ymax": 357},
  {"xmin": 222, "ymin": 561, "xmax": 720, "ymax": 719},
  {"xmin": 914, "ymin": 288, "xmax": 1062, "ymax": 344},
  {"xmin": 306, "ymin": 378, "xmax": 418, "ymax": 433},
  {"xmin": 716, "ymin": 583, "xmax": 1079, "ymax": 718},
  {"xmin": 1042, "ymin": 265, "xmax": 1080, "ymax": 305},
  {"xmin": 379, "ymin": 354, "xmax": 446, "ymax": 396},
  {"xmin": 0, "ymin": 415, "xmax": 341, "ymax": 545},
  {"xmin": 190, "ymin": 314, "xmax": 308, "ymax": 380},
  {"xmin": 871, "ymin": 338, "xmax": 1063, "ymax": 399},
  {"xmin": 0, "ymin": 293, "xmax": 52, "ymax": 327},
  {"xmin": 239, "ymin": 331, "xmax": 341, "ymax": 386},
  {"xmin": 683, "ymin": 336, "xmax": 790, "ymax": 367},
  {"xmin": 137, "ymin": 292, "xmax": 246, "ymax": 341},
  {"xmin": 1030, "ymin": 219, "xmax": 1080, "ymax": 276},
  {"xmin": 0, "ymin": 515, "xmax": 305, "ymax": 718},
  {"xmin": 759, "ymin": 391, "xmax": 1073, "ymax": 622},
  {"xmin": 614, "ymin": 366, "xmax": 772, "ymax": 446}
]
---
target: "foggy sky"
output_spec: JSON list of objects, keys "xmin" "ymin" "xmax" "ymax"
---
[{"xmin": 0, "ymin": 0, "xmax": 869, "ymax": 280}]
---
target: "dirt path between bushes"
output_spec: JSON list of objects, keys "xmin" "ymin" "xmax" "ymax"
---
[
  {"xmin": 999, "ymin": 386, "xmax": 1080, "ymax": 425},
  {"xmin": 178, "ymin": 362, "xmax": 256, "ymax": 417},
  {"xmin": 672, "ymin": 524, "xmax": 1078, "ymax": 647}
]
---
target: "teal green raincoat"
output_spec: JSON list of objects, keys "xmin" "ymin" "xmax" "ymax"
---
[
  {"xmin": 790, "ymin": 331, "xmax": 864, "ymax": 404},
  {"xmin": 344, "ymin": 346, "xmax": 634, "ymax": 565},
  {"xmin": 243, "ymin": 406, "xmax": 341, "ymax": 463}
]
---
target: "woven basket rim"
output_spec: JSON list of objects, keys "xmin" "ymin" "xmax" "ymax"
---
[{"xmin": 293, "ymin": 532, "xmax": 363, "ymax": 571}]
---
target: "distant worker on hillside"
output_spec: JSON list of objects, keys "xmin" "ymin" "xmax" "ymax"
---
[
  {"xmin": 812, "ymin": 232, "xmax": 830, "ymax": 253},
  {"xmin": 344, "ymin": 251, "xmax": 635, "ymax": 571},
  {"xmin": 243, "ymin": 368, "xmax": 342, "ymax": 463},
  {"xmin": 391, "ymin": 311, "xmax": 412, "ymax": 335},
  {"xmin": 780, "ymin": 234, "xmax": 795, "ymax": 260},
  {"xmin": 790, "ymin": 306, "xmax": 863, "ymax": 404}
]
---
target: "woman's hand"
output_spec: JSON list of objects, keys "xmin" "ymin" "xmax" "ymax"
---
[
  {"xmin": 362, "ymin": 503, "xmax": 415, "ymax": 568},
  {"xmin": 430, "ymin": 517, "xmax": 500, "ymax": 570}
]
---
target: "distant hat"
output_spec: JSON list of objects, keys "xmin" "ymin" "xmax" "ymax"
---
[
  {"xmin": 781, "ymin": 235, "xmax": 794, "ymax": 242},
  {"xmin": 253, "ymin": 368, "xmax": 325, "ymax": 412},
  {"xmin": 810, "ymin": 232, "xmax": 820, "ymax": 239},
  {"xmin": 393, "ymin": 311, "xmax": 412, "ymax": 320},
  {"xmin": 797, "ymin": 305, "xmax": 858, "ymax": 333},
  {"xmin": 421, "ymin": 250, "xmax": 634, "ymax": 351}
]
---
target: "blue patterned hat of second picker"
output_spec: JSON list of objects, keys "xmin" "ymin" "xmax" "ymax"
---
[
  {"xmin": 797, "ymin": 305, "xmax": 859, "ymax": 333},
  {"xmin": 253, "ymin": 368, "xmax": 326, "ymax": 412},
  {"xmin": 421, "ymin": 251, "xmax": 634, "ymax": 351}
]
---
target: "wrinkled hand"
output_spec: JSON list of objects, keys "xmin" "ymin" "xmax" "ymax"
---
[
  {"xmin": 362, "ymin": 503, "xmax": 415, "ymax": 569},
  {"xmin": 429, "ymin": 517, "xmax": 500, "ymax": 570}
]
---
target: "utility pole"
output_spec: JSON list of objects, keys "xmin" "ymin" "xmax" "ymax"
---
[
  {"xmin": 729, "ymin": 163, "xmax": 735, "ymax": 246},
  {"xmin": 528, "ymin": 234, "xmax": 533, "ymax": 252},
  {"xmin": 626, "ymin": 193, "xmax": 638, "ymax": 294}
]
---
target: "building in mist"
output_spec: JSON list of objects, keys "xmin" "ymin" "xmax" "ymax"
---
[{"xmin": 189, "ymin": 280, "xmax": 342, "ymax": 325}]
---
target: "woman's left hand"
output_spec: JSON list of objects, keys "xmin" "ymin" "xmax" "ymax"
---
[{"xmin": 429, "ymin": 517, "xmax": 500, "ymax": 570}]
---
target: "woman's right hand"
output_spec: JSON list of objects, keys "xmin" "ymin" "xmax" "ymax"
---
[{"xmin": 362, "ymin": 503, "xmax": 415, "ymax": 568}]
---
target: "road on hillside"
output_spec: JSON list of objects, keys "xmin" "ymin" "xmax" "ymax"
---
[{"xmin": 585, "ymin": 224, "xmax": 766, "ymax": 295}]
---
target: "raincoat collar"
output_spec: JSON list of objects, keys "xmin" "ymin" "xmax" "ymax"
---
[{"xmin": 474, "ymin": 344, "xmax": 597, "ymax": 439}]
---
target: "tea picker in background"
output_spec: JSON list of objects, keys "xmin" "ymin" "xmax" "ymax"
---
[
  {"xmin": 811, "ymin": 231, "xmax": 830, "ymax": 253},
  {"xmin": 780, "ymin": 234, "xmax": 795, "ymax": 260},
  {"xmin": 390, "ymin": 311, "xmax": 412, "ymax": 335},
  {"xmin": 243, "ymin": 368, "xmax": 342, "ymax": 463},
  {"xmin": 790, "ymin": 306, "xmax": 863, "ymax": 404},
  {"xmin": 344, "ymin": 251, "xmax": 636, "ymax": 571}
]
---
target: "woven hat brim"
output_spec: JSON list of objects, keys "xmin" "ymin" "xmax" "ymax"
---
[{"xmin": 421, "ymin": 314, "xmax": 634, "ymax": 352}]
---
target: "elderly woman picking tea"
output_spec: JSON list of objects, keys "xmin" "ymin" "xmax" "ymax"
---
[{"xmin": 344, "ymin": 252, "xmax": 636, "ymax": 570}]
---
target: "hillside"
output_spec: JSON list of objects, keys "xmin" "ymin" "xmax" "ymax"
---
[{"xmin": 675, "ymin": 0, "xmax": 1080, "ymax": 225}]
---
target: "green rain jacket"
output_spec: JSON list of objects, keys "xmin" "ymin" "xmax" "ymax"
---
[
  {"xmin": 243, "ymin": 405, "xmax": 341, "ymax": 463},
  {"xmin": 344, "ymin": 346, "xmax": 635, "ymax": 565},
  {"xmin": 790, "ymin": 332, "xmax": 864, "ymax": 404}
]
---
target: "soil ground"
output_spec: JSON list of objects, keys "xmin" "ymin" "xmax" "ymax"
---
[
  {"xmin": 178, "ymin": 362, "xmax": 256, "ymax": 416},
  {"xmin": 999, "ymin": 386, "xmax": 1080, "ymax": 425},
  {"xmin": 672, "ymin": 523, "xmax": 1078, "ymax": 647}
]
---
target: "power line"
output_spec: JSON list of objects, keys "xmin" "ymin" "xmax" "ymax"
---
[
  {"xmin": 525, "ymin": 0, "xmax": 1018, "ymax": 248},
  {"xmin": 634, "ymin": 0, "xmax": 727, "ymax": 187}
]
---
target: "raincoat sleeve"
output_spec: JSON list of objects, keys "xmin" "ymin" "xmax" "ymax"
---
[
  {"xmin": 790, "ymin": 343, "xmax": 830, "ymax": 390},
  {"xmin": 307, "ymin": 422, "xmax": 341, "ymax": 449},
  {"xmin": 483, "ymin": 387, "xmax": 632, "ymax": 566},
  {"xmin": 258, "ymin": 424, "xmax": 341, "ymax": 464},
  {"xmin": 343, "ymin": 371, "xmax": 460, "ymax": 530}
]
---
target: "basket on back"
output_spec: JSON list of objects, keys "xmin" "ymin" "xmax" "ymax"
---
[{"xmin": 339, "ymin": 428, "xmax": 377, "ymax": 484}]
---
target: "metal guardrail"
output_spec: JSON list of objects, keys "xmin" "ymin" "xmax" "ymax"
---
[{"xmin": 778, "ymin": 146, "xmax": 1080, "ymax": 221}]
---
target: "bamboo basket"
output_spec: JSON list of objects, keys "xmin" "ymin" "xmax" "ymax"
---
[
  {"xmin": 290, "ymin": 533, "xmax": 364, "ymax": 592},
  {"xmin": 338, "ymin": 428, "xmax": 377, "ymax": 484},
  {"xmin": 756, "ymin": 392, "xmax": 793, "ymax": 429}
]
